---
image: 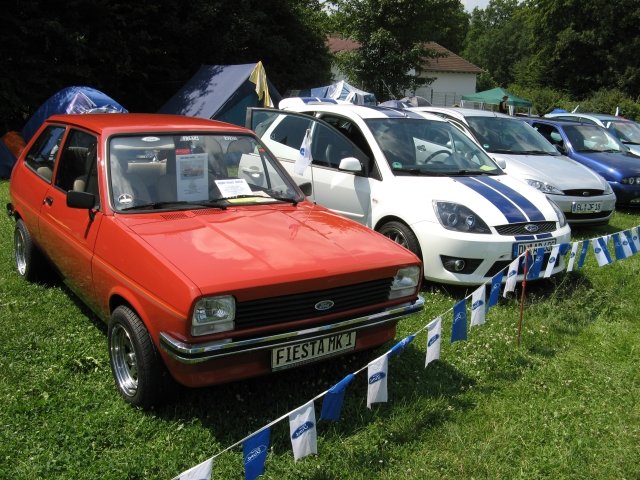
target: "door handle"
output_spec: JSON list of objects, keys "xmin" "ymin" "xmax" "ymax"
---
[{"xmin": 43, "ymin": 196, "xmax": 53, "ymax": 206}]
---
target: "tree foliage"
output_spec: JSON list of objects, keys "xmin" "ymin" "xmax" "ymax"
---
[
  {"xmin": 0, "ymin": 0, "xmax": 333, "ymax": 132},
  {"xmin": 328, "ymin": 0, "xmax": 468, "ymax": 101}
]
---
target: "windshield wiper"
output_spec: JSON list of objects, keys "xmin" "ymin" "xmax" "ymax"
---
[
  {"xmin": 120, "ymin": 200, "xmax": 227, "ymax": 211},
  {"xmin": 392, "ymin": 167, "xmax": 448, "ymax": 176},
  {"xmin": 452, "ymin": 169, "xmax": 500, "ymax": 176},
  {"xmin": 487, "ymin": 149, "xmax": 515, "ymax": 154},
  {"xmin": 518, "ymin": 150, "xmax": 555, "ymax": 155}
]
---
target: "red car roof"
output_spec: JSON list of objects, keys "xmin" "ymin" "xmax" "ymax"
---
[{"xmin": 45, "ymin": 113, "xmax": 250, "ymax": 135}]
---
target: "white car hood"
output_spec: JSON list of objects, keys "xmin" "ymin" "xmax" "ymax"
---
[
  {"xmin": 492, "ymin": 153, "xmax": 606, "ymax": 190},
  {"xmin": 384, "ymin": 174, "xmax": 558, "ymax": 227}
]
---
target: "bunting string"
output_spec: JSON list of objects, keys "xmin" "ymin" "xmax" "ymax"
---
[{"xmin": 172, "ymin": 226, "xmax": 640, "ymax": 480}]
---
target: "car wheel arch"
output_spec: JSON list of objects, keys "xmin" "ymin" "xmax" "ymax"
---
[{"xmin": 375, "ymin": 216, "xmax": 423, "ymax": 260}]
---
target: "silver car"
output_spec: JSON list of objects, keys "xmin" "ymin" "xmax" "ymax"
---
[{"xmin": 410, "ymin": 107, "xmax": 616, "ymax": 226}]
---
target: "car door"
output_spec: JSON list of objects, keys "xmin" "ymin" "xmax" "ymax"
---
[
  {"xmin": 38, "ymin": 128, "xmax": 103, "ymax": 302},
  {"xmin": 248, "ymin": 108, "xmax": 373, "ymax": 225}
]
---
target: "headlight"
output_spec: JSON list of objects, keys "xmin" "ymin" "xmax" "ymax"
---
[
  {"xmin": 526, "ymin": 179, "xmax": 564, "ymax": 195},
  {"xmin": 621, "ymin": 176, "xmax": 640, "ymax": 185},
  {"xmin": 433, "ymin": 201, "xmax": 490, "ymax": 234},
  {"xmin": 389, "ymin": 266, "xmax": 420, "ymax": 299},
  {"xmin": 548, "ymin": 199, "xmax": 567, "ymax": 228},
  {"xmin": 191, "ymin": 295, "xmax": 236, "ymax": 336},
  {"xmin": 603, "ymin": 181, "xmax": 613, "ymax": 194}
]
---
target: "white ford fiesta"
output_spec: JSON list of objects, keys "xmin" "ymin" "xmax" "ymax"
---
[{"xmin": 247, "ymin": 98, "xmax": 571, "ymax": 285}]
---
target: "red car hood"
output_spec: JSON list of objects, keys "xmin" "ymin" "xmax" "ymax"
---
[{"xmin": 118, "ymin": 205, "xmax": 416, "ymax": 295}]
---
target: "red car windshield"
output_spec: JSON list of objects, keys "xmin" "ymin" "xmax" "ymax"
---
[{"xmin": 108, "ymin": 133, "xmax": 302, "ymax": 211}]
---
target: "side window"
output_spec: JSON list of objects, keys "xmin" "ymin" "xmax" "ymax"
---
[
  {"xmin": 54, "ymin": 130, "xmax": 99, "ymax": 197},
  {"xmin": 24, "ymin": 125, "xmax": 66, "ymax": 182},
  {"xmin": 310, "ymin": 122, "xmax": 356, "ymax": 168},
  {"xmin": 533, "ymin": 123, "xmax": 560, "ymax": 145},
  {"xmin": 269, "ymin": 114, "xmax": 311, "ymax": 149},
  {"xmin": 318, "ymin": 114, "xmax": 374, "ymax": 160}
]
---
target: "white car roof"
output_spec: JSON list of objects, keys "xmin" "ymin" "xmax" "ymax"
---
[
  {"xmin": 279, "ymin": 97, "xmax": 445, "ymax": 122},
  {"xmin": 408, "ymin": 106, "xmax": 513, "ymax": 122}
]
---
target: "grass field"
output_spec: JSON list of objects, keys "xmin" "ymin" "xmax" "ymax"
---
[{"xmin": 1, "ymin": 178, "xmax": 639, "ymax": 479}]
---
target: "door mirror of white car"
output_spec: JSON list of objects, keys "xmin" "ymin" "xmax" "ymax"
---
[{"xmin": 338, "ymin": 157, "xmax": 362, "ymax": 172}]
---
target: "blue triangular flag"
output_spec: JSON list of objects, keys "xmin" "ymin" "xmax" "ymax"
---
[
  {"xmin": 577, "ymin": 240, "xmax": 589, "ymax": 268},
  {"xmin": 487, "ymin": 271, "xmax": 503, "ymax": 312},
  {"xmin": 623, "ymin": 230, "xmax": 638, "ymax": 255},
  {"xmin": 527, "ymin": 247, "xmax": 545, "ymax": 280},
  {"xmin": 320, "ymin": 373, "xmax": 354, "ymax": 421},
  {"xmin": 243, "ymin": 428, "xmax": 270, "ymax": 480},
  {"xmin": 612, "ymin": 233, "xmax": 627, "ymax": 260},
  {"xmin": 388, "ymin": 334, "xmax": 415, "ymax": 357},
  {"xmin": 451, "ymin": 299, "xmax": 467, "ymax": 343}
]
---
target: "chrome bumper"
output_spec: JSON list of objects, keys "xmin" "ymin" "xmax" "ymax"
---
[{"xmin": 160, "ymin": 296, "xmax": 424, "ymax": 364}]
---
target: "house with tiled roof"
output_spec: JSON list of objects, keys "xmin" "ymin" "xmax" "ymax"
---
[{"xmin": 327, "ymin": 36, "xmax": 483, "ymax": 106}]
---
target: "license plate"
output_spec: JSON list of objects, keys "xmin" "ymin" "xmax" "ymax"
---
[
  {"xmin": 571, "ymin": 201, "xmax": 602, "ymax": 214},
  {"xmin": 512, "ymin": 239, "xmax": 556, "ymax": 258},
  {"xmin": 271, "ymin": 332, "xmax": 356, "ymax": 371}
]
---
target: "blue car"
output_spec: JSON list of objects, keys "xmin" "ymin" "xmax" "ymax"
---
[{"xmin": 524, "ymin": 118, "xmax": 640, "ymax": 207}]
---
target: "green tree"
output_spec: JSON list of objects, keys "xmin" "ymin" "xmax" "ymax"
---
[
  {"xmin": 328, "ymin": 0, "xmax": 468, "ymax": 101},
  {"xmin": 522, "ymin": 0, "xmax": 640, "ymax": 99},
  {"xmin": 0, "ymin": 0, "xmax": 332, "ymax": 133},
  {"xmin": 462, "ymin": 0, "xmax": 528, "ymax": 88}
]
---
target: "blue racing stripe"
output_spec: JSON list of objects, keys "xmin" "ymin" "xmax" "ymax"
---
[
  {"xmin": 474, "ymin": 177, "xmax": 546, "ymax": 222},
  {"xmin": 536, "ymin": 233, "xmax": 552, "ymax": 239},
  {"xmin": 455, "ymin": 177, "xmax": 527, "ymax": 223}
]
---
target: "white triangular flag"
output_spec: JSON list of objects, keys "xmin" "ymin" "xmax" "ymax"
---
[
  {"xmin": 566, "ymin": 242, "xmax": 579, "ymax": 272},
  {"xmin": 425, "ymin": 317, "xmax": 442, "ymax": 367},
  {"xmin": 172, "ymin": 458, "xmax": 213, "ymax": 480},
  {"xmin": 470, "ymin": 285, "xmax": 486, "ymax": 326},
  {"xmin": 503, "ymin": 257, "xmax": 519, "ymax": 297},
  {"xmin": 367, "ymin": 354, "xmax": 388, "ymax": 408},
  {"xmin": 544, "ymin": 244, "xmax": 561, "ymax": 278},
  {"xmin": 289, "ymin": 400, "xmax": 317, "ymax": 462},
  {"xmin": 592, "ymin": 237, "xmax": 612, "ymax": 266},
  {"xmin": 293, "ymin": 129, "xmax": 312, "ymax": 175},
  {"xmin": 631, "ymin": 227, "xmax": 640, "ymax": 251}
]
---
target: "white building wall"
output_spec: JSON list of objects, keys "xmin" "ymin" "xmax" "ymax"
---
[{"xmin": 408, "ymin": 72, "xmax": 477, "ymax": 106}]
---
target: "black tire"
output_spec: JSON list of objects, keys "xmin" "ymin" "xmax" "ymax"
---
[
  {"xmin": 377, "ymin": 221, "xmax": 422, "ymax": 258},
  {"xmin": 14, "ymin": 219, "xmax": 43, "ymax": 282},
  {"xmin": 108, "ymin": 305, "xmax": 170, "ymax": 409}
]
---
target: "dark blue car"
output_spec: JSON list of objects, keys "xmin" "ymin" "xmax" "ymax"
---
[{"xmin": 524, "ymin": 118, "xmax": 640, "ymax": 207}]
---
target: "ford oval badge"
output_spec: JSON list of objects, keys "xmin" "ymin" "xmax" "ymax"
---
[
  {"xmin": 524, "ymin": 224, "xmax": 539, "ymax": 233},
  {"xmin": 315, "ymin": 300, "xmax": 334, "ymax": 311}
]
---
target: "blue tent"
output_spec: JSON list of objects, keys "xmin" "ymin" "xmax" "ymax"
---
[
  {"xmin": 0, "ymin": 138, "xmax": 15, "ymax": 178},
  {"xmin": 21, "ymin": 86, "xmax": 127, "ymax": 143},
  {"xmin": 158, "ymin": 62, "xmax": 281, "ymax": 126}
]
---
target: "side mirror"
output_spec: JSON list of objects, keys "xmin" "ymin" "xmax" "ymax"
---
[
  {"xmin": 554, "ymin": 144, "xmax": 566, "ymax": 154},
  {"xmin": 67, "ymin": 190, "xmax": 96, "ymax": 209},
  {"xmin": 298, "ymin": 182, "xmax": 312, "ymax": 196},
  {"xmin": 493, "ymin": 156, "xmax": 507, "ymax": 169},
  {"xmin": 338, "ymin": 157, "xmax": 362, "ymax": 172}
]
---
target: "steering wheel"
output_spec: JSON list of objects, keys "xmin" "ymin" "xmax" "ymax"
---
[{"xmin": 422, "ymin": 149, "xmax": 453, "ymax": 164}]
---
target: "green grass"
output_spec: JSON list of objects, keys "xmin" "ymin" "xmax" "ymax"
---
[{"xmin": 1, "ymin": 178, "xmax": 639, "ymax": 479}]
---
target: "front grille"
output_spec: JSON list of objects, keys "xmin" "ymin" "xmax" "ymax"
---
[
  {"xmin": 495, "ymin": 221, "xmax": 556, "ymax": 236},
  {"xmin": 565, "ymin": 210, "xmax": 613, "ymax": 220},
  {"xmin": 563, "ymin": 189, "xmax": 605, "ymax": 196},
  {"xmin": 235, "ymin": 278, "xmax": 393, "ymax": 329}
]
